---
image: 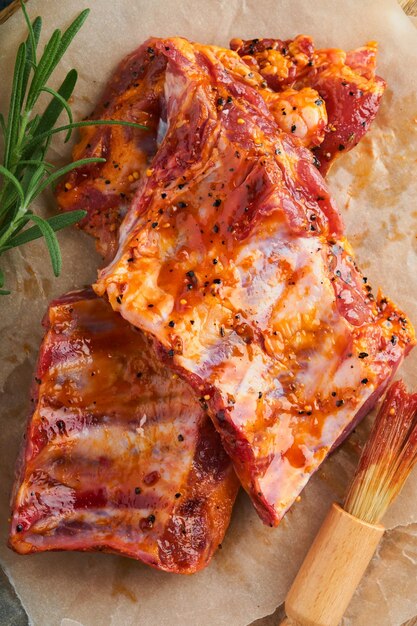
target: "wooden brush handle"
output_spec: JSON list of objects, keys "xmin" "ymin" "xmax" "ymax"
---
[{"xmin": 282, "ymin": 503, "xmax": 384, "ymax": 626}]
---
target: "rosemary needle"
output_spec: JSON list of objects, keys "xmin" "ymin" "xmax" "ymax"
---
[{"xmin": 0, "ymin": 2, "xmax": 146, "ymax": 295}]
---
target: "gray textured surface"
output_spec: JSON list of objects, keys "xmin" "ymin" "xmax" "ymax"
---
[
  {"xmin": 0, "ymin": 566, "xmax": 28, "ymax": 626},
  {"xmin": 251, "ymin": 604, "xmax": 285, "ymax": 625}
]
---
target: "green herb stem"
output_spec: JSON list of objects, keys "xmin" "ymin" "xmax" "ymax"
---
[{"xmin": 0, "ymin": 2, "xmax": 147, "ymax": 294}]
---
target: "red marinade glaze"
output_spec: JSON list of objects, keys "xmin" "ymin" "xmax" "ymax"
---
[
  {"xmin": 55, "ymin": 36, "xmax": 347, "ymax": 259},
  {"xmin": 9, "ymin": 289, "xmax": 239, "ymax": 573},
  {"xmin": 230, "ymin": 36, "xmax": 386, "ymax": 174},
  {"xmin": 56, "ymin": 39, "xmax": 167, "ymax": 260}
]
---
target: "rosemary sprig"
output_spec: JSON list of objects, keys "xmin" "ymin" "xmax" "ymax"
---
[{"xmin": 0, "ymin": 3, "xmax": 146, "ymax": 295}]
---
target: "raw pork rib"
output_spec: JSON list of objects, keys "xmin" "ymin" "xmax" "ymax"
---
[
  {"xmin": 9, "ymin": 290, "xmax": 239, "ymax": 572},
  {"xmin": 231, "ymin": 36, "xmax": 386, "ymax": 174},
  {"xmin": 56, "ymin": 34, "xmax": 383, "ymax": 250},
  {"xmin": 95, "ymin": 38, "xmax": 415, "ymax": 526},
  {"xmin": 56, "ymin": 41, "xmax": 167, "ymax": 259}
]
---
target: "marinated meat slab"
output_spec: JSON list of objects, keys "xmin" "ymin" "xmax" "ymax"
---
[
  {"xmin": 94, "ymin": 38, "xmax": 415, "ymax": 526},
  {"xmin": 56, "ymin": 41, "xmax": 167, "ymax": 259},
  {"xmin": 230, "ymin": 36, "xmax": 386, "ymax": 174},
  {"xmin": 9, "ymin": 290, "xmax": 239, "ymax": 572},
  {"xmin": 56, "ymin": 35, "xmax": 385, "ymax": 248}
]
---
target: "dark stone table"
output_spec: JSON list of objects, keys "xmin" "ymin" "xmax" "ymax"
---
[{"xmin": 0, "ymin": 567, "xmax": 28, "ymax": 626}]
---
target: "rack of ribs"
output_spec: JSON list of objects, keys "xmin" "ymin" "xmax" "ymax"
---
[
  {"xmin": 93, "ymin": 38, "xmax": 414, "ymax": 526},
  {"xmin": 9, "ymin": 289, "xmax": 239, "ymax": 572}
]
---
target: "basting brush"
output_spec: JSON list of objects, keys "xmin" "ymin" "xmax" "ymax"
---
[{"xmin": 281, "ymin": 380, "xmax": 417, "ymax": 626}]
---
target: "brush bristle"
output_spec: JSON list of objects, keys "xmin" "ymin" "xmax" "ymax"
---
[{"xmin": 344, "ymin": 380, "xmax": 417, "ymax": 524}]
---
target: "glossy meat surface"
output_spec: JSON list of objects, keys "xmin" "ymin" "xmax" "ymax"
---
[
  {"xmin": 94, "ymin": 37, "xmax": 415, "ymax": 526},
  {"xmin": 230, "ymin": 37, "xmax": 386, "ymax": 174},
  {"xmin": 56, "ymin": 40, "xmax": 167, "ymax": 259},
  {"xmin": 56, "ymin": 35, "xmax": 384, "ymax": 261},
  {"xmin": 9, "ymin": 290, "xmax": 239, "ymax": 572},
  {"xmin": 262, "ymin": 87, "xmax": 328, "ymax": 149}
]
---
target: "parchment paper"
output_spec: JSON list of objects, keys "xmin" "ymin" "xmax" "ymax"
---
[{"xmin": 1, "ymin": 1, "xmax": 417, "ymax": 625}]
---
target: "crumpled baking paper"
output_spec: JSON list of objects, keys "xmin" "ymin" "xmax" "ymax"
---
[{"xmin": 0, "ymin": 1, "xmax": 417, "ymax": 625}]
